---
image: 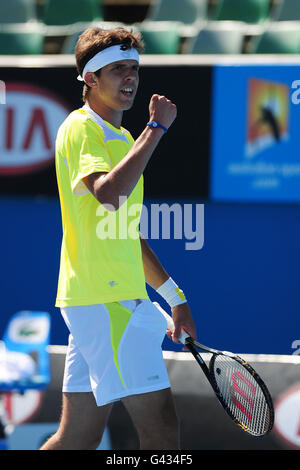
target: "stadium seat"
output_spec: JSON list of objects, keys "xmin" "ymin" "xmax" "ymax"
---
[
  {"xmin": 146, "ymin": 0, "xmax": 207, "ymax": 25},
  {"xmin": 42, "ymin": 0, "xmax": 103, "ymax": 26},
  {"xmin": 0, "ymin": 0, "xmax": 37, "ymax": 24},
  {"xmin": 0, "ymin": 311, "xmax": 51, "ymax": 392},
  {"xmin": 0, "ymin": 30, "xmax": 44, "ymax": 54},
  {"xmin": 275, "ymin": 0, "xmax": 300, "ymax": 21},
  {"xmin": 212, "ymin": 0, "xmax": 270, "ymax": 24},
  {"xmin": 61, "ymin": 22, "xmax": 122, "ymax": 54},
  {"xmin": 251, "ymin": 21, "xmax": 300, "ymax": 53},
  {"xmin": 186, "ymin": 21, "xmax": 245, "ymax": 54},
  {"xmin": 138, "ymin": 22, "xmax": 181, "ymax": 54},
  {"xmin": 61, "ymin": 30, "xmax": 83, "ymax": 54}
]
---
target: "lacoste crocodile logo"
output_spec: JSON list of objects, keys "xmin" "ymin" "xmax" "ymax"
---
[{"xmin": 18, "ymin": 323, "xmax": 39, "ymax": 337}]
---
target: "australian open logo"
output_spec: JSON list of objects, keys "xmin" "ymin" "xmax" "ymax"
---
[{"xmin": 245, "ymin": 78, "xmax": 289, "ymax": 158}]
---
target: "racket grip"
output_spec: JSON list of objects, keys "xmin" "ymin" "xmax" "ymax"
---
[{"xmin": 153, "ymin": 302, "xmax": 190, "ymax": 344}]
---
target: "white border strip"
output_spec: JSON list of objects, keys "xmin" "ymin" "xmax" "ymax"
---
[
  {"xmin": 2, "ymin": 54, "xmax": 300, "ymax": 68},
  {"xmin": 49, "ymin": 345, "xmax": 300, "ymax": 365}
]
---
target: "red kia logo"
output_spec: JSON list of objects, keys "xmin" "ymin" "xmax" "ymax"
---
[{"xmin": 0, "ymin": 83, "xmax": 70, "ymax": 175}]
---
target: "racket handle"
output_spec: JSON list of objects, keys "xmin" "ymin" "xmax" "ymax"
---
[{"xmin": 153, "ymin": 302, "xmax": 190, "ymax": 344}]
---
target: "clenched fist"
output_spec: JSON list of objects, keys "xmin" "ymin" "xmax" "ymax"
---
[{"xmin": 149, "ymin": 94, "xmax": 177, "ymax": 131}]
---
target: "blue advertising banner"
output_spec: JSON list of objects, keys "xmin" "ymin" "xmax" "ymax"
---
[
  {"xmin": 210, "ymin": 64, "xmax": 300, "ymax": 202},
  {"xmin": 1, "ymin": 196, "xmax": 299, "ymax": 355}
]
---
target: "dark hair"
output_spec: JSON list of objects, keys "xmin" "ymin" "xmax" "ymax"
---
[{"xmin": 75, "ymin": 27, "xmax": 144, "ymax": 102}]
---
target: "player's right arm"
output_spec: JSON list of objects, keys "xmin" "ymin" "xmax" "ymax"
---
[{"xmin": 82, "ymin": 94, "xmax": 177, "ymax": 210}]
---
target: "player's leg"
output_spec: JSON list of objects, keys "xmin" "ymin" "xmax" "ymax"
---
[
  {"xmin": 122, "ymin": 387, "xmax": 179, "ymax": 450},
  {"xmin": 40, "ymin": 324, "xmax": 112, "ymax": 450},
  {"xmin": 116, "ymin": 299, "xmax": 178, "ymax": 449},
  {"xmin": 40, "ymin": 392, "xmax": 112, "ymax": 450}
]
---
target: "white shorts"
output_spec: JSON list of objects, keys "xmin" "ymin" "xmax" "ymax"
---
[{"xmin": 61, "ymin": 299, "xmax": 171, "ymax": 406}]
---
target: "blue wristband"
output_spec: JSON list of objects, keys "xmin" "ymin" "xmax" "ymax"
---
[{"xmin": 147, "ymin": 121, "xmax": 168, "ymax": 133}]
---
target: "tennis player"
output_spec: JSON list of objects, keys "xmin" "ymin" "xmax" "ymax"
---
[{"xmin": 41, "ymin": 27, "xmax": 196, "ymax": 450}]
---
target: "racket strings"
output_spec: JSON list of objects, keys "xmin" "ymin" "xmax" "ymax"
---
[{"xmin": 211, "ymin": 355, "xmax": 271, "ymax": 436}]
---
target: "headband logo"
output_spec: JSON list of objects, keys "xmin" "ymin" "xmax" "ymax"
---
[{"xmin": 120, "ymin": 45, "xmax": 131, "ymax": 59}]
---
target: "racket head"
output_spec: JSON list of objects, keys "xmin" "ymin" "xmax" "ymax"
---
[{"xmin": 208, "ymin": 353, "xmax": 274, "ymax": 436}]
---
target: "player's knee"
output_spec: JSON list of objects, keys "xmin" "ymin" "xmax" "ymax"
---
[
  {"xmin": 163, "ymin": 414, "xmax": 180, "ymax": 445},
  {"xmin": 140, "ymin": 428, "xmax": 179, "ymax": 450},
  {"xmin": 55, "ymin": 426, "xmax": 102, "ymax": 450},
  {"xmin": 66, "ymin": 431, "xmax": 101, "ymax": 450},
  {"xmin": 139, "ymin": 413, "xmax": 179, "ymax": 449}
]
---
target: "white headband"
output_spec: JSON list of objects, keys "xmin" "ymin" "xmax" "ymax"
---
[{"xmin": 77, "ymin": 44, "xmax": 139, "ymax": 82}]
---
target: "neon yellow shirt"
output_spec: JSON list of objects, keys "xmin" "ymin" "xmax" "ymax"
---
[{"xmin": 55, "ymin": 106, "xmax": 148, "ymax": 307}]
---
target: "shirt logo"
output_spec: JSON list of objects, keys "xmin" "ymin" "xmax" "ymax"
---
[
  {"xmin": 147, "ymin": 375, "xmax": 159, "ymax": 381},
  {"xmin": 109, "ymin": 281, "xmax": 118, "ymax": 287}
]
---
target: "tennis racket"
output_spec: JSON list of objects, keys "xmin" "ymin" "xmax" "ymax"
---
[{"xmin": 154, "ymin": 302, "xmax": 274, "ymax": 437}]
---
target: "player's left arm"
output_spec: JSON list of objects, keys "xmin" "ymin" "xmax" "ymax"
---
[
  {"xmin": 139, "ymin": 235, "xmax": 197, "ymax": 344},
  {"xmin": 139, "ymin": 234, "xmax": 169, "ymax": 290}
]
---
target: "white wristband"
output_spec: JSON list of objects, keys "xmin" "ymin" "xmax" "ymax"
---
[{"xmin": 156, "ymin": 277, "xmax": 187, "ymax": 308}]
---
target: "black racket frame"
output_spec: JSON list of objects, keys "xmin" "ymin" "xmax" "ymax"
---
[{"xmin": 184, "ymin": 337, "xmax": 274, "ymax": 436}]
